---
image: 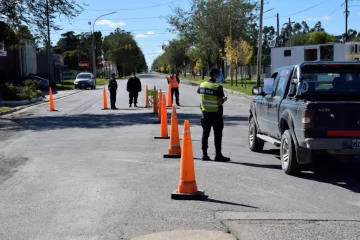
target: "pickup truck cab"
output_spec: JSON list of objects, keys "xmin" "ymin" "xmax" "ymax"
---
[{"xmin": 249, "ymin": 61, "xmax": 360, "ymax": 175}]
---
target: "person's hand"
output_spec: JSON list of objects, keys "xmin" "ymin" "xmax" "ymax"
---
[{"xmin": 223, "ymin": 96, "xmax": 228, "ymax": 102}]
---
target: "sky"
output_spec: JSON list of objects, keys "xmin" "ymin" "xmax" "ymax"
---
[{"xmin": 51, "ymin": 0, "xmax": 360, "ymax": 68}]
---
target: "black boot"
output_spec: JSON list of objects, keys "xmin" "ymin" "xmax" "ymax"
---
[
  {"xmin": 214, "ymin": 154, "xmax": 230, "ymax": 162},
  {"xmin": 202, "ymin": 151, "xmax": 211, "ymax": 161}
]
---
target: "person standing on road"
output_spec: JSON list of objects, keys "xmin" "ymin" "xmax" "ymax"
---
[
  {"xmin": 127, "ymin": 72, "xmax": 142, "ymax": 107},
  {"xmin": 167, "ymin": 70, "xmax": 180, "ymax": 106},
  {"xmin": 108, "ymin": 73, "xmax": 118, "ymax": 110},
  {"xmin": 197, "ymin": 67, "xmax": 230, "ymax": 162}
]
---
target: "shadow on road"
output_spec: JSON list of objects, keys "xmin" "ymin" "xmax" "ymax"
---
[
  {"xmin": 226, "ymin": 161, "xmax": 282, "ymax": 170},
  {"xmin": 0, "ymin": 112, "xmax": 248, "ymax": 132},
  {"xmin": 204, "ymin": 197, "xmax": 258, "ymax": 208},
  {"xmin": 298, "ymin": 168, "xmax": 360, "ymax": 194}
]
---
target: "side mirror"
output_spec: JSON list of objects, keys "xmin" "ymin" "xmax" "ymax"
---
[{"xmin": 252, "ymin": 86, "xmax": 264, "ymax": 96}]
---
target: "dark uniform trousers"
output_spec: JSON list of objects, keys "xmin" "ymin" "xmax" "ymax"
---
[
  {"xmin": 201, "ymin": 111, "xmax": 224, "ymax": 156},
  {"xmin": 110, "ymin": 90, "xmax": 117, "ymax": 108},
  {"xmin": 171, "ymin": 87, "xmax": 180, "ymax": 105},
  {"xmin": 129, "ymin": 92, "xmax": 139, "ymax": 105}
]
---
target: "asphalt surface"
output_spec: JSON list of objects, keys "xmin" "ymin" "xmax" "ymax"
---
[{"xmin": 0, "ymin": 73, "xmax": 360, "ymax": 240}]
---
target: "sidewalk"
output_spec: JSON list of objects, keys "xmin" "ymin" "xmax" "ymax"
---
[{"xmin": 0, "ymin": 89, "xmax": 84, "ymax": 116}]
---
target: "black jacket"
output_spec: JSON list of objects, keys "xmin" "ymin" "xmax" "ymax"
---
[
  {"xmin": 108, "ymin": 78, "xmax": 118, "ymax": 91},
  {"xmin": 127, "ymin": 77, "xmax": 142, "ymax": 92}
]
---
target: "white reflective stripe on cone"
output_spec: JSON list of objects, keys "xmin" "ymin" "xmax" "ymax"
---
[
  {"xmin": 184, "ymin": 130, "xmax": 190, "ymax": 133},
  {"xmin": 171, "ymin": 144, "xmax": 180, "ymax": 147}
]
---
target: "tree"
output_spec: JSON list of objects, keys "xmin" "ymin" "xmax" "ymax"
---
[
  {"xmin": 262, "ymin": 26, "xmax": 275, "ymax": 66},
  {"xmin": 307, "ymin": 31, "xmax": 336, "ymax": 44},
  {"xmin": 310, "ymin": 21, "xmax": 324, "ymax": 32},
  {"xmin": 0, "ymin": 21, "xmax": 19, "ymax": 49},
  {"xmin": 301, "ymin": 21, "xmax": 310, "ymax": 34},
  {"xmin": 103, "ymin": 29, "xmax": 147, "ymax": 75},
  {"xmin": 167, "ymin": 0, "xmax": 257, "ymax": 74},
  {"xmin": 1, "ymin": 0, "xmax": 84, "ymax": 39}
]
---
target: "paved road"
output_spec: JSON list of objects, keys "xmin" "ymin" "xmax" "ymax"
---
[{"xmin": 0, "ymin": 73, "xmax": 360, "ymax": 240}]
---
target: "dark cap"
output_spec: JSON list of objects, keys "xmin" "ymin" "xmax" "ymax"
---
[
  {"xmin": 170, "ymin": 70, "xmax": 175, "ymax": 74},
  {"xmin": 111, "ymin": 73, "xmax": 116, "ymax": 76},
  {"xmin": 209, "ymin": 67, "xmax": 219, "ymax": 77}
]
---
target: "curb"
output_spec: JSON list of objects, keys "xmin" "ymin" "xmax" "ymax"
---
[{"xmin": 0, "ymin": 89, "xmax": 85, "ymax": 117}]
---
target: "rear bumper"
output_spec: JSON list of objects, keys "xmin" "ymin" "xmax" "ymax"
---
[
  {"xmin": 296, "ymin": 138, "xmax": 360, "ymax": 164},
  {"xmin": 305, "ymin": 138, "xmax": 360, "ymax": 150}
]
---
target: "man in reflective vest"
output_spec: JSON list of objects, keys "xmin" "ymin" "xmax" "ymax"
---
[
  {"xmin": 167, "ymin": 70, "xmax": 180, "ymax": 106},
  {"xmin": 197, "ymin": 67, "xmax": 230, "ymax": 162}
]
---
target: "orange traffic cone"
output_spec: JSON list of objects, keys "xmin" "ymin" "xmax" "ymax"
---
[
  {"xmin": 171, "ymin": 120, "xmax": 204, "ymax": 200},
  {"xmin": 164, "ymin": 106, "xmax": 181, "ymax": 158},
  {"xmin": 154, "ymin": 94, "xmax": 170, "ymax": 139},
  {"xmin": 49, "ymin": 87, "xmax": 56, "ymax": 111},
  {"xmin": 156, "ymin": 89, "xmax": 162, "ymax": 123},
  {"xmin": 152, "ymin": 86, "xmax": 158, "ymax": 114},
  {"xmin": 145, "ymin": 84, "xmax": 149, "ymax": 108},
  {"xmin": 167, "ymin": 84, "xmax": 172, "ymax": 107},
  {"xmin": 102, "ymin": 87, "xmax": 109, "ymax": 110}
]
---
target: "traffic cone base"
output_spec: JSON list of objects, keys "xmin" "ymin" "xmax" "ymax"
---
[
  {"xmin": 154, "ymin": 136, "xmax": 170, "ymax": 139},
  {"xmin": 171, "ymin": 189, "xmax": 205, "ymax": 200},
  {"xmin": 163, "ymin": 153, "xmax": 181, "ymax": 158}
]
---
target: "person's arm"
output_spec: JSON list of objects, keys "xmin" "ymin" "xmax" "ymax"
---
[
  {"xmin": 176, "ymin": 75, "xmax": 180, "ymax": 84},
  {"xmin": 126, "ymin": 79, "xmax": 130, "ymax": 92},
  {"xmin": 166, "ymin": 77, "xmax": 169, "ymax": 84},
  {"xmin": 217, "ymin": 85, "xmax": 225, "ymax": 104},
  {"xmin": 197, "ymin": 87, "xmax": 200, "ymax": 94},
  {"xmin": 137, "ymin": 78, "xmax": 142, "ymax": 92}
]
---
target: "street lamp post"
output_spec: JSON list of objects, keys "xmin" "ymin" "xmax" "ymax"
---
[{"xmin": 92, "ymin": 12, "xmax": 116, "ymax": 82}]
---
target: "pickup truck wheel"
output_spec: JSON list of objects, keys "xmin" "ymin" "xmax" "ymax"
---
[
  {"xmin": 281, "ymin": 130, "xmax": 300, "ymax": 175},
  {"xmin": 249, "ymin": 117, "xmax": 264, "ymax": 152}
]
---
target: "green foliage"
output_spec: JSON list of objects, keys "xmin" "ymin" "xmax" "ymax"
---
[
  {"xmin": 307, "ymin": 31, "xmax": 336, "ymax": 44},
  {"xmin": 0, "ymin": 0, "xmax": 84, "ymax": 41},
  {"xmin": 103, "ymin": 29, "xmax": 147, "ymax": 74},
  {"xmin": 0, "ymin": 83, "xmax": 18, "ymax": 100},
  {"xmin": 0, "ymin": 81, "xmax": 42, "ymax": 101}
]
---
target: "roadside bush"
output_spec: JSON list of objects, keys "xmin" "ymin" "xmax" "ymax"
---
[
  {"xmin": 0, "ymin": 83, "xmax": 18, "ymax": 100},
  {"xmin": 0, "ymin": 80, "xmax": 42, "ymax": 101}
]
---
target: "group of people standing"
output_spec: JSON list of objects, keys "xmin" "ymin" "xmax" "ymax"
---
[
  {"xmin": 107, "ymin": 67, "xmax": 230, "ymax": 162},
  {"xmin": 107, "ymin": 71, "xmax": 181, "ymax": 109}
]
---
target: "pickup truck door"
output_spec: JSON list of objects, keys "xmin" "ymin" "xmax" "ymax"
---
[
  {"xmin": 267, "ymin": 69, "xmax": 292, "ymax": 137},
  {"xmin": 256, "ymin": 72, "xmax": 279, "ymax": 134}
]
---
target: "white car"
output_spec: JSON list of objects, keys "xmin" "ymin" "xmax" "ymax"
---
[{"xmin": 74, "ymin": 73, "xmax": 96, "ymax": 89}]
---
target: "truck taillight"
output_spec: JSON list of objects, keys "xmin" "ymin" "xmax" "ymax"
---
[{"xmin": 302, "ymin": 109, "xmax": 314, "ymax": 129}]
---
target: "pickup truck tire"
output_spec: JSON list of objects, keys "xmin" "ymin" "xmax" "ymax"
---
[
  {"xmin": 249, "ymin": 117, "xmax": 264, "ymax": 152},
  {"xmin": 281, "ymin": 130, "xmax": 300, "ymax": 175}
]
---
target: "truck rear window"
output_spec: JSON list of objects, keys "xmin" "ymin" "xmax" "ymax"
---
[{"xmin": 300, "ymin": 64, "xmax": 360, "ymax": 94}]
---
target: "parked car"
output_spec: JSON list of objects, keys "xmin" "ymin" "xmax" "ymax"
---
[
  {"xmin": 249, "ymin": 61, "xmax": 360, "ymax": 175},
  {"xmin": 18, "ymin": 75, "xmax": 50, "ymax": 90},
  {"xmin": 74, "ymin": 73, "xmax": 96, "ymax": 89}
]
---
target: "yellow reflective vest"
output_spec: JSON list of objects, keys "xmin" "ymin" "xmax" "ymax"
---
[{"xmin": 199, "ymin": 81, "xmax": 220, "ymax": 112}]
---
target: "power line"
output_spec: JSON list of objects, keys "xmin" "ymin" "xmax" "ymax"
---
[
  {"xmin": 83, "ymin": 1, "xmax": 180, "ymax": 12},
  {"xmin": 264, "ymin": 0, "xmax": 332, "ymax": 19},
  {"xmin": 65, "ymin": 16, "xmax": 165, "ymax": 21}
]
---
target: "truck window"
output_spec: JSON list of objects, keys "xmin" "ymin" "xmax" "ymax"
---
[
  {"xmin": 301, "ymin": 64, "xmax": 360, "ymax": 94},
  {"xmin": 275, "ymin": 76, "xmax": 288, "ymax": 97}
]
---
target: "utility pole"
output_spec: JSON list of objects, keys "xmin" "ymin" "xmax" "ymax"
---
[
  {"xmin": 345, "ymin": 0, "xmax": 348, "ymax": 42},
  {"xmin": 256, "ymin": 0, "xmax": 264, "ymax": 87},
  {"xmin": 46, "ymin": 0, "xmax": 53, "ymax": 83},
  {"xmin": 276, "ymin": 13, "xmax": 280, "ymax": 46}
]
